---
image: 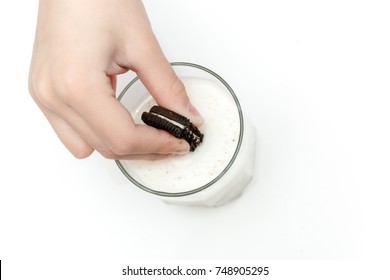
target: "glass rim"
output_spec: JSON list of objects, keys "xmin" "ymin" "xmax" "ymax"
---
[{"xmin": 115, "ymin": 62, "xmax": 244, "ymax": 197}]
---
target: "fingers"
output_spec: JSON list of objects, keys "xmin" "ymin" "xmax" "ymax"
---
[
  {"xmin": 136, "ymin": 59, "xmax": 204, "ymax": 127},
  {"xmin": 35, "ymin": 99, "xmax": 95, "ymax": 159},
  {"xmin": 30, "ymin": 70, "xmax": 190, "ymax": 159},
  {"xmin": 28, "ymin": 80, "xmax": 94, "ymax": 158},
  {"xmin": 64, "ymin": 73, "xmax": 190, "ymax": 154},
  {"xmin": 125, "ymin": 27, "xmax": 204, "ymax": 127},
  {"xmin": 32, "ymin": 91, "xmax": 191, "ymax": 159}
]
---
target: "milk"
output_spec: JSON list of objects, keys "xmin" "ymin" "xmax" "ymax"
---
[{"xmin": 116, "ymin": 63, "xmax": 255, "ymax": 207}]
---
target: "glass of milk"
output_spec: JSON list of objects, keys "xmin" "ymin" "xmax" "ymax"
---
[{"xmin": 116, "ymin": 62, "xmax": 255, "ymax": 207}]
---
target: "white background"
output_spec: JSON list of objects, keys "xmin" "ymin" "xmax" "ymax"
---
[{"xmin": 1, "ymin": 0, "xmax": 390, "ymax": 279}]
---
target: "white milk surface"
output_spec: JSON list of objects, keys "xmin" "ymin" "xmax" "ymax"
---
[{"xmin": 120, "ymin": 77, "xmax": 241, "ymax": 193}]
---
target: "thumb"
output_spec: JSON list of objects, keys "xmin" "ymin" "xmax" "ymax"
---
[{"xmin": 134, "ymin": 56, "xmax": 204, "ymax": 127}]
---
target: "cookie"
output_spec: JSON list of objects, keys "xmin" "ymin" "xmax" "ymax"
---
[{"xmin": 141, "ymin": 106, "xmax": 204, "ymax": 151}]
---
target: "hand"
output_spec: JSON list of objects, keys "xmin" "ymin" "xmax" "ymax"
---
[{"xmin": 28, "ymin": 0, "xmax": 203, "ymax": 160}]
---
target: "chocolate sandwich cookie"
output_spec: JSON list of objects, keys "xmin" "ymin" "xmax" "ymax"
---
[{"xmin": 141, "ymin": 105, "xmax": 204, "ymax": 151}]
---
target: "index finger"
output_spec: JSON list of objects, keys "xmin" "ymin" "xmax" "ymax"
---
[{"xmin": 132, "ymin": 51, "xmax": 204, "ymax": 127}]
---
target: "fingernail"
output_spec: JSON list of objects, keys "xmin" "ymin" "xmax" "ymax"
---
[
  {"xmin": 187, "ymin": 102, "xmax": 204, "ymax": 126},
  {"xmin": 173, "ymin": 141, "xmax": 190, "ymax": 155}
]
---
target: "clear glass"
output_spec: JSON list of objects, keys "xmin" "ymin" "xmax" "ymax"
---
[{"xmin": 115, "ymin": 62, "xmax": 255, "ymax": 207}]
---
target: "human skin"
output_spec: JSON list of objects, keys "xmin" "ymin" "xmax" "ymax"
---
[{"xmin": 29, "ymin": 0, "xmax": 203, "ymax": 160}]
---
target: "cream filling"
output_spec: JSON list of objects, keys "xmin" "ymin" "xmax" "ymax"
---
[{"xmin": 150, "ymin": 112, "xmax": 186, "ymax": 129}]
